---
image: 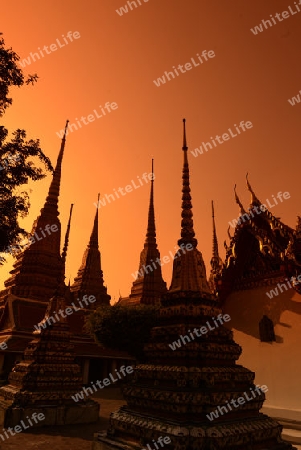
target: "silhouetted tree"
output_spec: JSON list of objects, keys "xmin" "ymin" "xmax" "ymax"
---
[
  {"xmin": 0, "ymin": 34, "xmax": 52, "ymax": 258},
  {"xmin": 85, "ymin": 303, "xmax": 160, "ymax": 362},
  {"xmin": 0, "ymin": 33, "xmax": 38, "ymax": 115}
]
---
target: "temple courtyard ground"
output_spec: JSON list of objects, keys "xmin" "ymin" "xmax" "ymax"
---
[{"xmin": 0, "ymin": 387, "xmax": 300, "ymax": 449}]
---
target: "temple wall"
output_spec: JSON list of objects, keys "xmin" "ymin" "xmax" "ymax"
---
[{"xmin": 223, "ymin": 284, "xmax": 301, "ymax": 413}]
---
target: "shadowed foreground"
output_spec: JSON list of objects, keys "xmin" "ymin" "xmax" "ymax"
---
[{"xmin": 0, "ymin": 388, "xmax": 124, "ymax": 449}]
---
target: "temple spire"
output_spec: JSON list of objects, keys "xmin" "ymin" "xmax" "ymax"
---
[
  {"xmin": 42, "ymin": 120, "xmax": 69, "ymax": 216},
  {"xmin": 89, "ymin": 193, "xmax": 100, "ymax": 248},
  {"xmin": 178, "ymin": 119, "xmax": 197, "ymax": 248},
  {"xmin": 211, "ymin": 201, "xmax": 219, "ymax": 265},
  {"xmin": 234, "ymin": 184, "xmax": 246, "ymax": 214},
  {"xmin": 61, "ymin": 203, "xmax": 74, "ymax": 269},
  {"xmin": 145, "ymin": 160, "xmax": 156, "ymax": 246},
  {"xmin": 1, "ymin": 120, "xmax": 69, "ymax": 302},
  {"xmin": 70, "ymin": 195, "xmax": 110, "ymax": 307},
  {"xmin": 169, "ymin": 120, "xmax": 211, "ymax": 295},
  {"xmin": 121, "ymin": 159, "xmax": 167, "ymax": 305},
  {"xmin": 209, "ymin": 201, "xmax": 223, "ymax": 294}
]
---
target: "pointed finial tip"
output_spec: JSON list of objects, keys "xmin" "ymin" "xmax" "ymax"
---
[
  {"xmin": 151, "ymin": 159, "xmax": 154, "ymax": 182},
  {"xmin": 182, "ymin": 118, "xmax": 187, "ymax": 150},
  {"xmin": 63, "ymin": 120, "xmax": 69, "ymax": 139}
]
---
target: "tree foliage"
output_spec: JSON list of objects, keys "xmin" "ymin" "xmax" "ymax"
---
[
  {"xmin": 0, "ymin": 34, "xmax": 52, "ymax": 257},
  {"xmin": 0, "ymin": 33, "xmax": 38, "ymax": 116},
  {"xmin": 0, "ymin": 128, "xmax": 53, "ymax": 254},
  {"xmin": 85, "ymin": 303, "xmax": 160, "ymax": 362}
]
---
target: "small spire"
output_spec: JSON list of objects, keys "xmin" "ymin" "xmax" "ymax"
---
[
  {"xmin": 145, "ymin": 159, "xmax": 156, "ymax": 246},
  {"xmin": 211, "ymin": 201, "xmax": 219, "ymax": 262},
  {"xmin": 246, "ymin": 173, "xmax": 260, "ymax": 205},
  {"xmin": 179, "ymin": 119, "xmax": 197, "ymax": 248},
  {"xmin": 61, "ymin": 203, "xmax": 74, "ymax": 268},
  {"xmin": 234, "ymin": 184, "xmax": 246, "ymax": 214}
]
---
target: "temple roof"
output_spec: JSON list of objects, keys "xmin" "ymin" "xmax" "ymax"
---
[{"xmin": 220, "ymin": 177, "xmax": 296, "ymax": 296}]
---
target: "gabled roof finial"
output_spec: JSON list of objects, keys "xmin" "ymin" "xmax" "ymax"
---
[
  {"xmin": 246, "ymin": 172, "xmax": 260, "ymax": 205},
  {"xmin": 234, "ymin": 184, "xmax": 246, "ymax": 215}
]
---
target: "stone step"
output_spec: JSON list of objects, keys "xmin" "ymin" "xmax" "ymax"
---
[{"xmin": 282, "ymin": 428, "xmax": 301, "ymax": 446}]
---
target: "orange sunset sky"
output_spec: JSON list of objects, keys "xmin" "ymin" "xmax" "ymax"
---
[{"xmin": 1, "ymin": 0, "xmax": 301, "ymax": 302}]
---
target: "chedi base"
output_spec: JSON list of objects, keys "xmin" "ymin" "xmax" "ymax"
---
[{"xmin": 0, "ymin": 400, "xmax": 99, "ymax": 428}]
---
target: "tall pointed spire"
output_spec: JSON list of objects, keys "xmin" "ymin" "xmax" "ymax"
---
[
  {"xmin": 61, "ymin": 203, "xmax": 74, "ymax": 269},
  {"xmin": 145, "ymin": 159, "xmax": 156, "ymax": 246},
  {"xmin": 169, "ymin": 119, "xmax": 211, "ymax": 295},
  {"xmin": 125, "ymin": 160, "xmax": 167, "ymax": 305},
  {"xmin": 210, "ymin": 201, "xmax": 223, "ymax": 294},
  {"xmin": 211, "ymin": 201, "xmax": 220, "ymax": 267},
  {"xmin": 89, "ymin": 193, "xmax": 100, "ymax": 248},
  {"xmin": 1, "ymin": 121, "xmax": 69, "ymax": 302},
  {"xmin": 178, "ymin": 119, "xmax": 197, "ymax": 248},
  {"xmin": 42, "ymin": 120, "xmax": 69, "ymax": 216},
  {"xmin": 70, "ymin": 195, "xmax": 110, "ymax": 307}
]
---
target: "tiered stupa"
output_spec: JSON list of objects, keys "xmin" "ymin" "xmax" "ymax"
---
[
  {"xmin": 70, "ymin": 193, "xmax": 111, "ymax": 308},
  {"xmin": 0, "ymin": 124, "xmax": 122, "ymax": 383},
  {"xmin": 0, "ymin": 204, "xmax": 99, "ymax": 427},
  {"xmin": 67, "ymin": 200, "xmax": 126, "ymax": 379},
  {"xmin": 119, "ymin": 160, "xmax": 167, "ymax": 305},
  {"xmin": 0, "ymin": 121, "xmax": 69, "ymax": 371},
  {"xmin": 93, "ymin": 120, "xmax": 294, "ymax": 450}
]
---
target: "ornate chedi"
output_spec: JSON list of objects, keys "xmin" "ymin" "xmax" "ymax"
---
[
  {"xmin": 119, "ymin": 160, "xmax": 167, "ymax": 306},
  {"xmin": 0, "ymin": 121, "xmax": 131, "ymax": 385},
  {"xmin": 0, "ymin": 121, "xmax": 69, "ymax": 304},
  {"xmin": 70, "ymin": 194, "xmax": 111, "ymax": 308},
  {"xmin": 0, "ymin": 204, "xmax": 99, "ymax": 427},
  {"xmin": 93, "ymin": 120, "xmax": 293, "ymax": 450},
  {"xmin": 67, "ymin": 200, "xmax": 119, "ymax": 369},
  {"xmin": 0, "ymin": 122, "xmax": 69, "ymax": 362}
]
